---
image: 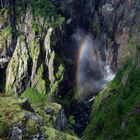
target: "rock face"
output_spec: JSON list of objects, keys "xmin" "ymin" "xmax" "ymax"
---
[
  {"xmin": 82, "ymin": 53, "xmax": 140, "ymax": 140},
  {"xmin": 0, "ymin": 0, "xmax": 139, "ymax": 96},
  {"xmin": 54, "ymin": 108, "xmax": 68, "ymax": 131},
  {"xmin": 65, "ymin": 0, "xmax": 140, "ymax": 68},
  {"xmin": 18, "ymin": 98, "xmax": 34, "ymax": 112},
  {"xmin": 10, "ymin": 123, "xmax": 23, "ymax": 140},
  {"xmin": 10, "ymin": 127, "xmax": 23, "ymax": 140},
  {"xmin": 6, "ymin": 36, "xmax": 31, "ymax": 94},
  {"xmin": 0, "ymin": 0, "xmax": 140, "ymax": 139},
  {"xmin": 51, "ymin": 0, "xmax": 140, "ymax": 99},
  {"xmin": 0, "ymin": 1, "xmax": 64, "ymax": 95}
]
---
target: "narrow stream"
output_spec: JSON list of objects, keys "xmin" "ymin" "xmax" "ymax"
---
[{"xmin": 66, "ymin": 29, "xmax": 115, "ymax": 137}]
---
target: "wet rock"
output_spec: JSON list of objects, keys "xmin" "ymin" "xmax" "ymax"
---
[
  {"xmin": 66, "ymin": 19, "xmax": 72, "ymax": 24},
  {"xmin": 0, "ymin": 22, "xmax": 5, "ymax": 29},
  {"xmin": 54, "ymin": 108, "xmax": 68, "ymax": 131},
  {"xmin": 122, "ymin": 73, "xmax": 129, "ymax": 86},
  {"xmin": 70, "ymin": 101, "xmax": 92, "ymax": 137},
  {"xmin": 10, "ymin": 123, "xmax": 23, "ymax": 140},
  {"xmin": 31, "ymin": 133, "xmax": 45, "ymax": 140},
  {"xmin": 18, "ymin": 98, "xmax": 34, "ymax": 112},
  {"xmin": 0, "ymin": 57, "xmax": 9, "ymax": 68},
  {"xmin": 44, "ymin": 27, "xmax": 56, "ymax": 84},
  {"xmin": 102, "ymin": 3, "xmax": 114, "ymax": 14},
  {"xmin": 5, "ymin": 36, "xmax": 30, "ymax": 94},
  {"xmin": 44, "ymin": 108, "xmax": 54, "ymax": 116},
  {"xmin": 24, "ymin": 112, "xmax": 43, "ymax": 126}
]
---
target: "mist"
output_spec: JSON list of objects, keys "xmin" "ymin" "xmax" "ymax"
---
[{"xmin": 72, "ymin": 29, "xmax": 115, "ymax": 99}]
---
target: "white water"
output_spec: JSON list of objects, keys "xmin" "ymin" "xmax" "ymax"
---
[{"xmin": 72, "ymin": 30, "xmax": 115, "ymax": 98}]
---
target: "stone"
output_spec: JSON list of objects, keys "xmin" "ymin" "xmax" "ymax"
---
[
  {"xmin": 0, "ymin": 57, "xmax": 9, "ymax": 68},
  {"xmin": 54, "ymin": 108, "xmax": 68, "ymax": 131},
  {"xmin": 18, "ymin": 98, "xmax": 34, "ymax": 112},
  {"xmin": 32, "ymin": 133, "xmax": 45, "ymax": 140},
  {"xmin": 5, "ymin": 35, "xmax": 30, "ymax": 94},
  {"xmin": 10, "ymin": 123, "xmax": 23, "ymax": 140},
  {"xmin": 24, "ymin": 112, "xmax": 43, "ymax": 126},
  {"xmin": 44, "ymin": 108, "xmax": 54, "ymax": 116}
]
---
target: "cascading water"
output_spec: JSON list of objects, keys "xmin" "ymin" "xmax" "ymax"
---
[
  {"xmin": 70, "ymin": 29, "xmax": 115, "ymax": 137},
  {"xmin": 73, "ymin": 30, "xmax": 115, "ymax": 99}
]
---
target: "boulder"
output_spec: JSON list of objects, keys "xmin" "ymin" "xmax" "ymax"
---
[
  {"xmin": 10, "ymin": 123, "xmax": 23, "ymax": 140},
  {"xmin": 44, "ymin": 108, "xmax": 54, "ymax": 116},
  {"xmin": 18, "ymin": 98, "xmax": 34, "ymax": 112}
]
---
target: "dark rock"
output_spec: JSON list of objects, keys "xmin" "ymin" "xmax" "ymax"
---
[
  {"xmin": 0, "ymin": 57, "xmax": 9, "ymax": 68},
  {"xmin": 54, "ymin": 108, "xmax": 68, "ymax": 131},
  {"xmin": 19, "ymin": 98, "xmax": 34, "ymax": 112},
  {"xmin": 44, "ymin": 108, "xmax": 54, "ymax": 116},
  {"xmin": 10, "ymin": 123, "xmax": 23, "ymax": 140},
  {"xmin": 31, "ymin": 132, "xmax": 45, "ymax": 140},
  {"xmin": 24, "ymin": 112, "xmax": 43, "ymax": 126}
]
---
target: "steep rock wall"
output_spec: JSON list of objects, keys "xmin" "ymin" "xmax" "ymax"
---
[{"xmin": 0, "ymin": 1, "xmax": 64, "ymax": 96}]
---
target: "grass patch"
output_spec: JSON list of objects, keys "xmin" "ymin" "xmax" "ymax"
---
[{"xmin": 21, "ymin": 88, "xmax": 47, "ymax": 104}]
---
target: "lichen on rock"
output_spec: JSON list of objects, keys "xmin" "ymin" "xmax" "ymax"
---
[{"xmin": 6, "ymin": 35, "xmax": 30, "ymax": 94}]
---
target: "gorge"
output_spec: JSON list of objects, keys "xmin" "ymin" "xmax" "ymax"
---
[{"xmin": 0, "ymin": 0, "xmax": 140, "ymax": 140}]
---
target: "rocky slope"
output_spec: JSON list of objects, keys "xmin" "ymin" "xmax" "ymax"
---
[
  {"xmin": 83, "ymin": 50, "xmax": 140, "ymax": 140},
  {"xmin": 0, "ymin": 0, "xmax": 77, "ymax": 139},
  {"xmin": 0, "ymin": 0, "xmax": 65, "ymax": 96},
  {"xmin": 0, "ymin": 0, "xmax": 140, "ymax": 139}
]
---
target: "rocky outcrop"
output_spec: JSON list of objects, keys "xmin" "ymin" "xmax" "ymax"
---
[
  {"xmin": 0, "ymin": 9, "xmax": 15, "ymax": 68},
  {"xmin": 0, "ymin": 1, "xmax": 64, "ymax": 95},
  {"xmin": 82, "ymin": 52, "xmax": 140, "ymax": 140},
  {"xmin": 0, "ymin": 0, "xmax": 140, "ymax": 139},
  {"xmin": 10, "ymin": 124, "xmax": 23, "ymax": 140},
  {"xmin": 6, "ymin": 36, "xmax": 30, "ymax": 94},
  {"xmin": 1, "ymin": 0, "xmax": 138, "ymax": 96},
  {"xmin": 18, "ymin": 98, "xmax": 34, "ymax": 112},
  {"xmin": 54, "ymin": 108, "xmax": 68, "ymax": 131}
]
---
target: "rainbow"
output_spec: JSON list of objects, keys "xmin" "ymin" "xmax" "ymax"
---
[
  {"xmin": 76, "ymin": 35, "xmax": 94, "ymax": 95},
  {"xmin": 76, "ymin": 38, "xmax": 86, "ymax": 92}
]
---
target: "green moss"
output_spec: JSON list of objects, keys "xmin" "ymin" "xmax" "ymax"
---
[
  {"xmin": 34, "ymin": 102, "xmax": 61, "ymax": 128},
  {"xmin": 31, "ymin": 19, "xmax": 42, "ymax": 34},
  {"xmin": 0, "ymin": 96, "xmax": 26, "ymax": 139},
  {"xmin": 42, "ymin": 127, "xmax": 80, "ymax": 140},
  {"xmin": 49, "ymin": 56, "xmax": 65, "ymax": 97},
  {"xmin": 55, "ymin": 64, "xmax": 64, "ymax": 80},
  {"xmin": 0, "ymin": 26, "xmax": 12, "ymax": 49},
  {"xmin": 49, "ymin": 81, "xmax": 59, "ymax": 96},
  {"xmin": 21, "ymin": 88, "xmax": 47, "ymax": 104},
  {"xmin": 0, "ymin": 121, "xmax": 9, "ymax": 137},
  {"xmin": 14, "ymin": 0, "xmax": 64, "ymax": 36},
  {"xmin": 31, "ymin": 0, "xmax": 64, "ymax": 27},
  {"xmin": 127, "ymin": 39, "xmax": 137, "ymax": 48},
  {"xmin": 24, "ymin": 119, "xmax": 39, "ymax": 138},
  {"xmin": 83, "ymin": 59, "xmax": 140, "ymax": 140},
  {"xmin": 36, "ymin": 64, "xmax": 46, "ymax": 94},
  {"xmin": 68, "ymin": 116, "xmax": 75, "ymax": 128},
  {"xmin": 1, "ymin": 26, "xmax": 12, "ymax": 37}
]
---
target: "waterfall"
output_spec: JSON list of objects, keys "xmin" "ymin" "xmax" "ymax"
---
[{"xmin": 72, "ymin": 29, "xmax": 115, "ymax": 99}]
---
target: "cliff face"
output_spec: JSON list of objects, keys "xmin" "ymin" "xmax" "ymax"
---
[
  {"xmin": 0, "ymin": 0, "xmax": 65, "ymax": 96},
  {"xmin": 0, "ymin": 0, "xmax": 140, "ymax": 139},
  {"xmin": 64, "ymin": 0, "xmax": 140, "ymax": 67},
  {"xmin": 57, "ymin": 0, "xmax": 140, "ymax": 98},
  {"xmin": 0, "ymin": 0, "xmax": 139, "ymax": 97},
  {"xmin": 82, "ymin": 51, "xmax": 140, "ymax": 140}
]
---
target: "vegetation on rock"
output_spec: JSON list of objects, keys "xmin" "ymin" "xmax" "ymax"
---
[{"xmin": 83, "ymin": 57, "xmax": 140, "ymax": 140}]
